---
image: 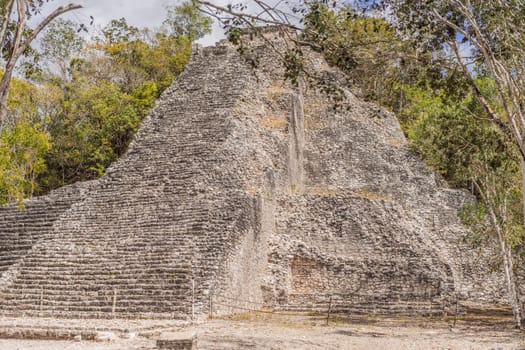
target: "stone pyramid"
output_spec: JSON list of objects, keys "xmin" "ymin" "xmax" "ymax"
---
[{"xmin": 0, "ymin": 28, "xmax": 504, "ymax": 319}]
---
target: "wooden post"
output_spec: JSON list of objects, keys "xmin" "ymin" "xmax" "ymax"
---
[
  {"xmin": 453, "ymin": 299, "xmax": 458, "ymax": 327},
  {"xmin": 112, "ymin": 288, "xmax": 117, "ymax": 317},
  {"xmin": 326, "ymin": 296, "xmax": 332, "ymax": 326},
  {"xmin": 191, "ymin": 279, "xmax": 195, "ymax": 321},
  {"xmin": 209, "ymin": 293, "xmax": 213, "ymax": 319}
]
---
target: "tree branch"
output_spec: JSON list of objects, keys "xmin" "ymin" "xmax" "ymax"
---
[
  {"xmin": 197, "ymin": 0, "xmax": 300, "ymax": 30},
  {"xmin": 15, "ymin": 3, "xmax": 82, "ymax": 59},
  {"xmin": 0, "ymin": 0, "xmax": 14, "ymax": 56},
  {"xmin": 12, "ymin": 0, "xmax": 27, "ymax": 61},
  {"xmin": 448, "ymin": 40, "xmax": 524, "ymax": 157}
]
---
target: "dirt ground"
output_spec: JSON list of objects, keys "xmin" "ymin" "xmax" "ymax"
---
[{"xmin": 0, "ymin": 313, "xmax": 523, "ymax": 349}]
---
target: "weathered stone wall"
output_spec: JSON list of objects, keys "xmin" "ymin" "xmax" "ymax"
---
[
  {"xmin": 219, "ymin": 28, "xmax": 504, "ymax": 314},
  {"xmin": 0, "ymin": 181, "xmax": 96, "ymax": 312},
  {"xmin": 0, "ymin": 181, "xmax": 94, "ymax": 278},
  {"xmin": 0, "ymin": 28, "xmax": 506, "ymax": 319}
]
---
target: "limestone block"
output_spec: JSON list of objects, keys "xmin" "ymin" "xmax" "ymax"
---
[{"xmin": 157, "ymin": 331, "xmax": 197, "ymax": 350}]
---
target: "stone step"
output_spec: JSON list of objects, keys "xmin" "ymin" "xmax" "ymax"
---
[{"xmin": 0, "ymin": 309, "xmax": 190, "ymax": 320}]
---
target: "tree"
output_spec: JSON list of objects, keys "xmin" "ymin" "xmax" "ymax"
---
[
  {"xmin": 36, "ymin": 1, "xmax": 212, "ymax": 192},
  {"xmin": 407, "ymin": 75, "xmax": 525, "ymax": 328},
  {"xmin": 39, "ymin": 18, "xmax": 85, "ymax": 81},
  {"xmin": 101, "ymin": 17, "xmax": 140, "ymax": 44},
  {"xmin": 0, "ymin": 0, "xmax": 81, "ymax": 128},
  {"xmin": 42, "ymin": 80, "xmax": 144, "ymax": 185},
  {"xmin": 0, "ymin": 1, "xmax": 212, "ymax": 199},
  {"xmin": 163, "ymin": 0, "xmax": 212, "ymax": 41},
  {"xmin": 365, "ymin": 0, "xmax": 525, "ymax": 329},
  {"xmin": 300, "ymin": 4, "xmax": 455, "ymax": 115},
  {"xmin": 0, "ymin": 118, "xmax": 50, "ymax": 206}
]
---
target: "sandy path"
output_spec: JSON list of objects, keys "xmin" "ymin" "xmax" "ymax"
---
[
  {"xmin": 0, "ymin": 315, "xmax": 523, "ymax": 349},
  {"xmin": 196, "ymin": 318, "xmax": 524, "ymax": 350}
]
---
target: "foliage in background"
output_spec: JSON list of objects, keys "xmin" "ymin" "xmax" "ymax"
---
[
  {"xmin": 0, "ymin": 1, "xmax": 211, "ymax": 197},
  {"xmin": 39, "ymin": 18, "xmax": 85, "ymax": 81},
  {"xmin": 0, "ymin": 118, "xmax": 50, "ymax": 206},
  {"xmin": 164, "ymin": 1, "xmax": 213, "ymax": 41},
  {"xmin": 0, "ymin": 0, "xmax": 81, "ymax": 126}
]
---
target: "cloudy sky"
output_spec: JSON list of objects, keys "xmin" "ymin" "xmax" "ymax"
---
[{"xmin": 52, "ymin": 0, "xmax": 227, "ymax": 45}]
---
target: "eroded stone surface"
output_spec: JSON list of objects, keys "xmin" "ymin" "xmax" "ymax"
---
[
  {"xmin": 157, "ymin": 331, "xmax": 196, "ymax": 350},
  {"xmin": 0, "ymin": 28, "xmax": 505, "ymax": 319}
]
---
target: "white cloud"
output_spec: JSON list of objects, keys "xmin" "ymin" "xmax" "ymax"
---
[
  {"xmin": 39, "ymin": 0, "xmax": 296, "ymax": 47},
  {"xmin": 46, "ymin": 0, "xmax": 226, "ymax": 46}
]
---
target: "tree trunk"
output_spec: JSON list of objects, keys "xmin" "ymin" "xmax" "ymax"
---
[
  {"xmin": 487, "ymin": 204, "xmax": 522, "ymax": 328},
  {"xmin": 451, "ymin": 35, "xmax": 525, "ymax": 329},
  {"xmin": 504, "ymin": 244, "xmax": 521, "ymax": 329},
  {"xmin": 0, "ymin": 49, "xmax": 18, "ymax": 129},
  {"xmin": 516, "ymin": 157, "xmax": 525, "ymax": 324},
  {"xmin": 522, "ymin": 159, "xmax": 525, "ymax": 228},
  {"xmin": 0, "ymin": 1, "xmax": 81, "ymax": 128},
  {"xmin": 0, "ymin": 81, "xmax": 9, "ymax": 130},
  {"xmin": 0, "ymin": 0, "xmax": 26, "ymax": 129}
]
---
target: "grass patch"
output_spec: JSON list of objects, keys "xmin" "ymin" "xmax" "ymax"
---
[
  {"xmin": 266, "ymin": 85, "xmax": 291, "ymax": 97},
  {"xmin": 305, "ymin": 119, "xmax": 326, "ymax": 129},
  {"xmin": 351, "ymin": 190, "xmax": 393, "ymax": 202},
  {"xmin": 307, "ymin": 186, "xmax": 339, "ymax": 196},
  {"xmin": 260, "ymin": 114, "xmax": 288, "ymax": 128},
  {"xmin": 385, "ymin": 137, "xmax": 407, "ymax": 147},
  {"xmin": 219, "ymin": 311, "xmax": 319, "ymax": 329}
]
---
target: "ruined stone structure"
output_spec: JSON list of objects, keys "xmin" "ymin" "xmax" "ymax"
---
[{"xmin": 0, "ymin": 28, "xmax": 505, "ymax": 319}]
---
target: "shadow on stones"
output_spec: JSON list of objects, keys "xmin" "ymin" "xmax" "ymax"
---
[{"xmin": 333, "ymin": 329, "xmax": 387, "ymax": 338}]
